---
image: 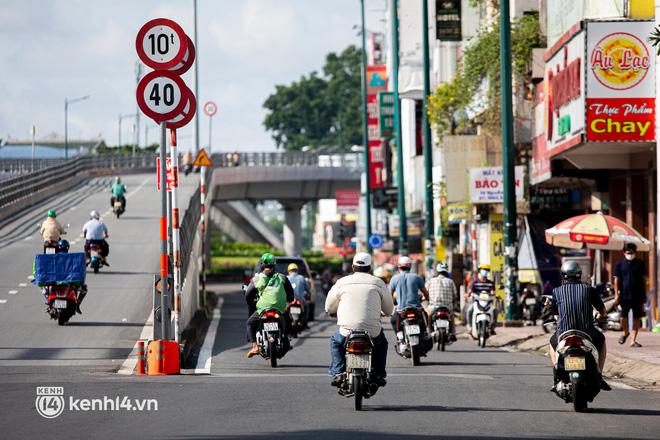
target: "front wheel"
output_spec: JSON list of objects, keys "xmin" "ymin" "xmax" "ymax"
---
[
  {"xmin": 269, "ymin": 343, "xmax": 277, "ymax": 368},
  {"xmin": 478, "ymin": 324, "xmax": 487, "ymax": 348},
  {"xmin": 353, "ymin": 376, "xmax": 363, "ymax": 411}
]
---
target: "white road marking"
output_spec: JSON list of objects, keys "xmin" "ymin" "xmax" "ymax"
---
[
  {"xmin": 0, "ymin": 300, "xmax": 7, "ymax": 304},
  {"xmin": 194, "ymin": 298, "xmax": 224, "ymax": 374},
  {"xmin": 8, "ymin": 290, "xmax": 18, "ymax": 295},
  {"xmin": 27, "ymin": 275, "xmax": 34, "ymax": 280},
  {"xmin": 24, "ymin": 236, "xmax": 33, "ymax": 240},
  {"xmin": 117, "ymin": 310, "xmax": 154, "ymax": 375},
  {"xmin": 18, "ymin": 283, "xmax": 27, "ymax": 287},
  {"xmin": 69, "ymin": 206, "xmax": 77, "ymax": 211},
  {"xmin": 126, "ymin": 177, "xmax": 151, "ymax": 199}
]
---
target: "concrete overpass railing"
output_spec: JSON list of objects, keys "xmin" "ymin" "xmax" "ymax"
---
[{"xmin": 213, "ymin": 151, "xmax": 362, "ymax": 170}]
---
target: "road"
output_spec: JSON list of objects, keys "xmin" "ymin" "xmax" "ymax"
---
[
  {"xmin": 0, "ymin": 172, "xmax": 197, "ymax": 372},
  {"xmin": 0, "ymin": 281, "xmax": 659, "ymax": 439}
]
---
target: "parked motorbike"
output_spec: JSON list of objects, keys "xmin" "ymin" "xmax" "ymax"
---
[
  {"xmin": 430, "ymin": 305, "xmax": 452, "ymax": 351},
  {"xmin": 45, "ymin": 284, "xmax": 86, "ymax": 326},
  {"xmin": 540, "ymin": 295, "xmax": 557, "ymax": 334},
  {"xmin": 337, "ymin": 330, "xmax": 381, "ymax": 411},
  {"xmin": 255, "ymin": 308, "xmax": 290, "ymax": 367},
  {"xmin": 519, "ymin": 288, "xmax": 539, "ymax": 325},
  {"xmin": 471, "ymin": 292, "xmax": 495, "ymax": 348},
  {"xmin": 552, "ymin": 330, "xmax": 602, "ymax": 412},
  {"xmin": 394, "ymin": 306, "xmax": 432, "ymax": 365},
  {"xmin": 286, "ymin": 299, "xmax": 306, "ymax": 338}
]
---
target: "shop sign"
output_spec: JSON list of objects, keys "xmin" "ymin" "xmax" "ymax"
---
[
  {"xmin": 469, "ymin": 166, "xmax": 525, "ymax": 204},
  {"xmin": 367, "ymin": 65, "xmax": 387, "ymax": 189},
  {"xmin": 447, "ymin": 203, "xmax": 469, "ymax": 224},
  {"xmin": 436, "ymin": 0, "xmax": 461, "ymax": 42}
]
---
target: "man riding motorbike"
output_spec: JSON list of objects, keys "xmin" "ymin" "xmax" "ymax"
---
[
  {"xmin": 110, "ymin": 176, "xmax": 127, "ymax": 211},
  {"xmin": 82, "ymin": 210, "xmax": 109, "ymax": 265},
  {"xmin": 244, "ymin": 253, "xmax": 295, "ymax": 358},
  {"xmin": 425, "ymin": 262, "xmax": 458, "ymax": 341},
  {"xmin": 40, "ymin": 210, "xmax": 66, "ymax": 253},
  {"xmin": 465, "ymin": 264, "xmax": 498, "ymax": 335},
  {"xmin": 548, "ymin": 261, "xmax": 610, "ymax": 392},
  {"xmin": 389, "ymin": 256, "xmax": 429, "ymax": 333},
  {"xmin": 287, "ymin": 263, "xmax": 310, "ymax": 323},
  {"xmin": 325, "ymin": 252, "xmax": 393, "ymax": 387}
]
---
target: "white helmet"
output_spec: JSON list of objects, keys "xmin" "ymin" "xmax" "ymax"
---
[
  {"xmin": 398, "ymin": 256, "xmax": 412, "ymax": 268},
  {"xmin": 352, "ymin": 252, "xmax": 372, "ymax": 267},
  {"xmin": 90, "ymin": 210, "xmax": 100, "ymax": 219}
]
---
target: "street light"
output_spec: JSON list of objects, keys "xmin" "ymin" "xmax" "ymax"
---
[
  {"xmin": 64, "ymin": 95, "xmax": 90, "ymax": 159},
  {"xmin": 118, "ymin": 113, "xmax": 137, "ymax": 148}
]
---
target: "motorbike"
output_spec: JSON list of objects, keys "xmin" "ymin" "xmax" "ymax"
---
[
  {"xmin": 430, "ymin": 305, "xmax": 452, "ymax": 351},
  {"xmin": 337, "ymin": 330, "xmax": 381, "ymax": 411},
  {"xmin": 45, "ymin": 284, "xmax": 86, "ymax": 326},
  {"xmin": 86, "ymin": 243, "xmax": 105, "ymax": 273},
  {"xmin": 112, "ymin": 198, "xmax": 125, "ymax": 218},
  {"xmin": 519, "ymin": 288, "xmax": 539, "ymax": 325},
  {"xmin": 471, "ymin": 292, "xmax": 495, "ymax": 348},
  {"xmin": 286, "ymin": 299, "xmax": 306, "ymax": 338},
  {"xmin": 394, "ymin": 306, "xmax": 432, "ymax": 365},
  {"xmin": 552, "ymin": 329, "xmax": 602, "ymax": 412},
  {"xmin": 255, "ymin": 307, "xmax": 290, "ymax": 368},
  {"xmin": 540, "ymin": 295, "xmax": 558, "ymax": 334}
]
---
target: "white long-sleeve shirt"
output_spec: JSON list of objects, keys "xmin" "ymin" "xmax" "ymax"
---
[{"xmin": 325, "ymin": 272, "xmax": 394, "ymax": 337}]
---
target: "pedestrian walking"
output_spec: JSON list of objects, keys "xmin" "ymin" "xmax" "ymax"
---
[{"xmin": 614, "ymin": 243, "xmax": 646, "ymax": 347}]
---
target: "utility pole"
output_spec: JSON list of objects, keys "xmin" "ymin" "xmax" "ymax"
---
[
  {"xmin": 391, "ymin": 0, "xmax": 407, "ymax": 254},
  {"xmin": 134, "ymin": 61, "xmax": 142, "ymax": 154},
  {"xmin": 192, "ymin": 0, "xmax": 200, "ymax": 154},
  {"xmin": 499, "ymin": 0, "xmax": 518, "ymax": 320},
  {"xmin": 64, "ymin": 95, "xmax": 89, "ymax": 159},
  {"xmin": 360, "ymin": 0, "xmax": 372, "ymax": 250},
  {"xmin": 421, "ymin": 0, "xmax": 434, "ymax": 266}
]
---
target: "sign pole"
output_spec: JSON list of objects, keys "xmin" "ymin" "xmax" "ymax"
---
[
  {"xmin": 159, "ymin": 121, "xmax": 170, "ymax": 340},
  {"xmin": 499, "ymin": 0, "xmax": 518, "ymax": 321},
  {"xmin": 421, "ymin": 0, "xmax": 435, "ymax": 269},
  {"xmin": 360, "ymin": 0, "xmax": 372, "ymax": 252},
  {"xmin": 655, "ymin": 0, "xmax": 660, "ymax": 329},
  {"xmin": 170, "ymin": 129, "xmax": 182, "ymax": 343},
  {"xmin": 208, "ymin": 115, "xmax": 212, "ymax": 151}
]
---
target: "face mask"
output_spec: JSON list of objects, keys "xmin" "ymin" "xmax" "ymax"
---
[
  {"xmin": 625, "ymin": 254, "xmax": 635, "ymax": 261},
  {"xmin": 479, "ymin": 270, "xmax": 489, "ymax": 278}
]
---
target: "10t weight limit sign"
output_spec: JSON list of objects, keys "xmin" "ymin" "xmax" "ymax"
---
[{"xmin": 135, "ymin": 18, "xmax": 188, "ymax": 70}]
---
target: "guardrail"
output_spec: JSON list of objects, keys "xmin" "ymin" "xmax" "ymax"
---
[
  {"xmin": 0, "ymin": 158, "xmax": 69, "ymax": 178},
  {"xmin": 212, "ymin": 151, "xmax": 362, "ymax": 170}
]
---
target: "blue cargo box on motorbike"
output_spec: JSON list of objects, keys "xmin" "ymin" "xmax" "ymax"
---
[{"xmin": 32, "ymin": 253, "xmax": 86, "ymax": 286}]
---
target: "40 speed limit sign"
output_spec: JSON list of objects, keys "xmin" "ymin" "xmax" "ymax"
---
[
  {"xmin": 136, "ymin": 70, "xmax": 188, "ymax": 123},
  {"xmin": 135, "ymin": 18, "xmax": 188, "ymax": 69}
]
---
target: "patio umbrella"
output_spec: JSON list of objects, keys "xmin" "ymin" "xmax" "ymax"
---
[{"xmin": 544, "ymin": 211, "xmax": 651, "ymax": 284}]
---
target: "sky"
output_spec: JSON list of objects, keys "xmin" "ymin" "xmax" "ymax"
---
[{"xmin": 0, "ymin": 0, "xmax": 387, "ymax": 152}]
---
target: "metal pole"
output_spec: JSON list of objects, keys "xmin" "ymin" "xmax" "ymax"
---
[
  {"xmin": 421, "ymin": 0, "xmax": 434, "ymax": 261},
  {"xmin": 655, "ymin": 0, "xmax": 660, "ymax": 329},
  {"xmin": 159, "ymin": 121, "xmax": 169, "ymax": 340},
  {"xmin": 170, "ymin": 129, "xmax": 182, "ymax": 343},
  {"xmin": 118, "ymin": 114, "xmax": 122, "ymax": 148},
  {"xmin": 499, "ymin": 0, "xmax": 518, "ymax": 320},
  {"xmin": 200, "ymin": 161, "xmax": 207, "ymax": 309},
  {"xmin": 64, "ymin": 99, "xmax": 68, "ymax": 160},
  {"xmin": 31, "ymin": 125, "xmax": 36, "ymax": 173},
  {"xmin": 135, "ymin": 61, "xmax": 142, "ymax": 154},
  {"xmin": 360, "ymin": 0, "xmax": 372, "ymax": 250},
  {"xmin": 192, "ymin": 0, "xmax": 200, "ymax": 154},
  {"xmin": 392, "ymin": 0, "xmax": 407, "ymax": 254},
  {"xmin": 209, "ymin": 115, "xmax": 213, "ymax": 151}
]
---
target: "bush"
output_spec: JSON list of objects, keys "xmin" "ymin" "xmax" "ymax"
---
[
  {"xmin": 211, "ymin": 242, "xmax": 283, "ymax": 258},
  {"xmin": 210, "ymin": 256, "xmax": 256, "ymax": 276}
]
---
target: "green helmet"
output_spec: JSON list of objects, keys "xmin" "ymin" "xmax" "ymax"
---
[
  {"xmin": 260, "ymin": 252, "xmax": 276, "ymax": 266},
  {"xmin": 47, "ymin": 209, "xmax": 57, "ymax": 218}
]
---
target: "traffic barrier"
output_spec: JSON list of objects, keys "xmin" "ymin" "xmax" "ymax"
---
[
  {"xmin": 137, "ymin": 341, "xmax": 146, "ymax": 376},
  {"xmin": 147, "ymin": 339, "xmax": 180, "ymax": 375}
]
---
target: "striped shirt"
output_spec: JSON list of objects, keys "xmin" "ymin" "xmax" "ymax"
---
[
  {"xmin": 426, "ymin": 275, "xmax": 456, "ymax": 308},
  {"xmin": 469, "ymin": 278, "xmax": 495, "ymax": 295},
  {"xmin": 552, "ymin": 282, "xmax": 604, "ymax": 336}
]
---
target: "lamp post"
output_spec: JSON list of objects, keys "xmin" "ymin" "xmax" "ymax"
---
[
  {"xmin": 421, "ymin": 0, "xmax": 434, "ymax": 267},
  {"xmin": 118, "ymin": 113, "xmax": 137, "ymax": 148},
  {"xmin": 64, "ymin": 95, "xmax": 90, "ymax": 159},
  {"xmin": 360, "ymin": 0, "xmax": 372, "ymax": 251}
]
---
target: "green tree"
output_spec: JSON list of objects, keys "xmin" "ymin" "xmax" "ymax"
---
[{"xmin": 263, "ymin": 46, "xmax": 363, "ymax": 151}]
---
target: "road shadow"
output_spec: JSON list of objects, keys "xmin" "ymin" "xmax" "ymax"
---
[
  {"xmin": 367, "ymin": 405, "xmax": 564, "ymax": 413},
  {"xmin": 589, "ymin": 407, "xmax": 660, "ymax": 416},
  {"xmin": 115, "ymin": 216, "xmax": 152, "ymax": 220},
  {"xmin": 66, "ymin": 321, "xmax": 145, "ymax": 327},
  {"xmin": 98, "ymin": 270, "xmax": 154, "ymax": 275}
]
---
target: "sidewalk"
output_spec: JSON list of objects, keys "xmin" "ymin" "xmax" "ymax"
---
[{"xmin": 478, "ymin": 325, "xmax": 660, "ymax": 389}]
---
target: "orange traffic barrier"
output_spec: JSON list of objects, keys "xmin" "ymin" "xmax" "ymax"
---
[
  {"xmin": 137, "ymin": 341, "xmax": 146, "ymax": 376},
  {"xmin": 147, "ymin": 340, "xmax": 180, "ymax": 375}
]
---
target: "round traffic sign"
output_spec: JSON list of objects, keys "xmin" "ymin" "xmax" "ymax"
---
[
  {"xmin": 170, "ymin": 36, "xmax": 195, "ymax": 75},
  {"xmin": 135, "ymin": 18, "xmax": 188, "ymax": 70},
  {"xmin": 203, "ymin": 101, "xmax": 217, "ymax": 117},
  {"xmin": 368, "ymin": 234, "xmax": 384, "ymax": 249},
  {"xmin": 136, "ymin": 70, "xmax": 188, "ymax": 123},
  {"xmin": 166, "ymin": 86, "xmax": 196, "ymax": 129}
]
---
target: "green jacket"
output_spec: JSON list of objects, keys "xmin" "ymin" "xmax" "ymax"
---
[
  {"xmin": 254, "ymin": 272, "xmax": 288, "ymax": 313},
  {"xmin": 111, "ymin": 182, "xmax": 127, "ymax": 197}
]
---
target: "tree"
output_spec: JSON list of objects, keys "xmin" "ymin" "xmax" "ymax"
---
[{"xmin": 263, "ymin": 46, "xmax": 363, "ymax": 151}]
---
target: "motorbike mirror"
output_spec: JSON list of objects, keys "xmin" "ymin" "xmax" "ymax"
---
[{"xmin": 65, "ymin": 223, "xmax": 70, "ymax": 229}]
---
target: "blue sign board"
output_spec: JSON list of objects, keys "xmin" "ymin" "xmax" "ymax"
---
[{"xmin": 368, "ymin": 234, "xmax": 384, "ymax": 249}]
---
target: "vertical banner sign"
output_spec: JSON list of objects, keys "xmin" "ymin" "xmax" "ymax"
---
[
  {"xmin": 436, "ymin": 0, "xmax": 461, "ymax": 41},
  {"xmin": 366, "ymin": 65, "xmax": 388, "ymax": 189},
  {"xmin": 586, "ymin": 20, "xmax": 656, "ymax": 142},
  {"xmin": 378, "ymin": 92, "xmax": 395, "ymax": 138},
  {"xmin": 489, "ymin": 214, "xmax": 505, "ymax": 302}
]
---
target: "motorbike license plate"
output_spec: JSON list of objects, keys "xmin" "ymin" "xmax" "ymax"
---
[
  {"xmin": 53, "ymin": 299, "xmax": 67, "ymax": 309},
  {"xmin": 525, "ymin": 298, "xmax": 536, "ymax": 306},
  {"xmin": 290, "ymin": 307, "xmax": 302, "ymax": 315},
  {"xmin": 263, "ymin": 322, "xmax": 279, "ymax": 332},
  {"xmin": 91, "ymin": 250, "xmax": 99, "ymax": 257},
  {"xmin": 406, "ymin": 325, "xmax": 421, "ymax": 335},
  {"xmin": 437, "ymin": 320, "xmax": 449, "ymax": 329},
  {"xmin": 46, "ymin": 247, "xmax": 56, "ymax": 254},
  {"xmin": 564, "ymin": 356, "xmax": 586, "ymax": 371},
  {"xmin": 346, "ymin": 354, "xmax": 370, "ymax": 370},
  {"xmin": 114, "ymin": 202, "xmax": 122, "ymax": 208}
]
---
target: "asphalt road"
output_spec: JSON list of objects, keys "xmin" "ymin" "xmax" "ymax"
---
[
  {"xmin": 0, "ymin": 172, "xmax": 197, "ymax": 373},
  {"xmin": 0, "ymin": 281, "xmax": 659, "ymax": 439}
]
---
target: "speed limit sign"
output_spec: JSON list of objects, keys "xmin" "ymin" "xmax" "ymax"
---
[
  {"xmin": 136, "ymin": 18, "xmax": 188, "ymax": 69},
  {"xmin": 170, "ymin": 36, "xmax": 195, "ymax": 75},
  {"xmin": 136, "ymin": 70, "xmax": 188, "ymax": 123},
  {"xmin": 167, "ymin": 87, "xmax": 196, "ymax": 129},
  {"xmin": 203, "ymin": 101, "xmax": 217, "ymax": 117}
]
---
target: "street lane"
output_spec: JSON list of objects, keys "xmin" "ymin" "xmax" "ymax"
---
[{"xmin": 0, "ymin": 172, "xmax": 197, "ymax": 372}]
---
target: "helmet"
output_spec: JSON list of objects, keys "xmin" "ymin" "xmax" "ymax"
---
[
  {"xmin": 352, "ymin": 252, "xmax": 372, "ymax": 267},
  {"xmin": 90, "ymin": 210, "xmax": 100, "ymax": 219},
  {"xmin": 287, "ymin": 263, "xmax": 299, "ymax": 272},
  {"xmin": 115, "ymin": 176, "xmax": 121, "ymax": 183},
  {"xmin": 478, "ymin": 263, "xmax": 491, "ymax": 271},
  {"xmin": 47, "ymin": 209, "xmax": 57, "ymax": 218},
  {"xmin": 560, "ymin": 260, "xmax": 582, "ymax": 282},
  {"xmin": 436, "ymin": 262, "xmax": 449, "ymax": 273},
  {"xmin": 373, "ymin": 266, "xmax": 391, "ymax": 282},
  {"xmin": 56, "ymin": 239, "xmax": 70, "ymax": 253},
  {"xmin": 260, "ymin": 252, "xmax": 277, "ymax": 266},
  {"xmin": 398, "ymin": 256, "xmax": 412, "ymax": 269}
]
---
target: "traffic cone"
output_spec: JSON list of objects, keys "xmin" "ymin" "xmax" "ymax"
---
[{"xmin": 136, "ymin": 341, "xmax": 146, "ymax": 376}]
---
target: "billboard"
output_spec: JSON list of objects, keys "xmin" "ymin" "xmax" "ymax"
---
[
  {"xmin": 367, "ymin": 65, "xmax": 387, "ymax": 189},
  {"xmin": 335, "ymin": 189, "xmax": 359, "ymax": 214},
  {"xmin": 585, "ymin": 20, "xmax": 655, "ymax": 142}
]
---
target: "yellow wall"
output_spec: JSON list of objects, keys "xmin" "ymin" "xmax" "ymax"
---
[{"xmin": 629, "ymin": 0, "xmax": 654, "ymax": 19}]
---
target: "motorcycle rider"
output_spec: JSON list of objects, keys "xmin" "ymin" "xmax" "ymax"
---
[
  {"xmin": 548, "ymin": 261, "xmax": 610, "ymax": 391},
  {"xmin": 465, "ymin": 264, "xmax": 498, "ymax": 335},
  {"xmin": 425, "ymin": 262, "xmax": 457, "ymax": 341},
  {"xmin": 287, "ymin": 263, "xmax": 310, "ymax": 322},
  {"xmin": 40, "ymin": 210, "xmax": 66, "ymax": 252},
  {"xmin": 389, "ymin": 256, "xmax": 429, "ymax": 334},
  {"xmin": 325, "ymin": 252, "xmax": 393, "ymax": 387},
  {"xmin": 244, "ymin": 253, "xmax": 294, "ymax": 358},
  {"xmin": 82, "ymin": 210, "xmax": 110, "ymax": 265},
  {"xmin": 110, "ymin": 176, "xmax": 127, "ymax": 211}
]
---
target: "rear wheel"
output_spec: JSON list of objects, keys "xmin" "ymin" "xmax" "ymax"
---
[
  {"xmin": 57, "ymin": 310, "xmax": 70, "ymax": 326},
  {"xmin": 572, "ymin": 383, "xmax": 588, "ymax": 412},
  {"xmin": 411, "ymin": 345, "xmax": 421, "ymax": 366},
  {"xmin": 92, "ymin": 259, "xmax": 99, "ymax": 273},
  {"xmin": 440, "ymin": 331, "xmax": 446, "ymax": 352},
  {"xmin": 269, "ymin": 344, "xmax": 277, "ymax": 368},
  {"xmin": 353, "ymin": 376, "xmax": 363, "ymax": 411}
]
